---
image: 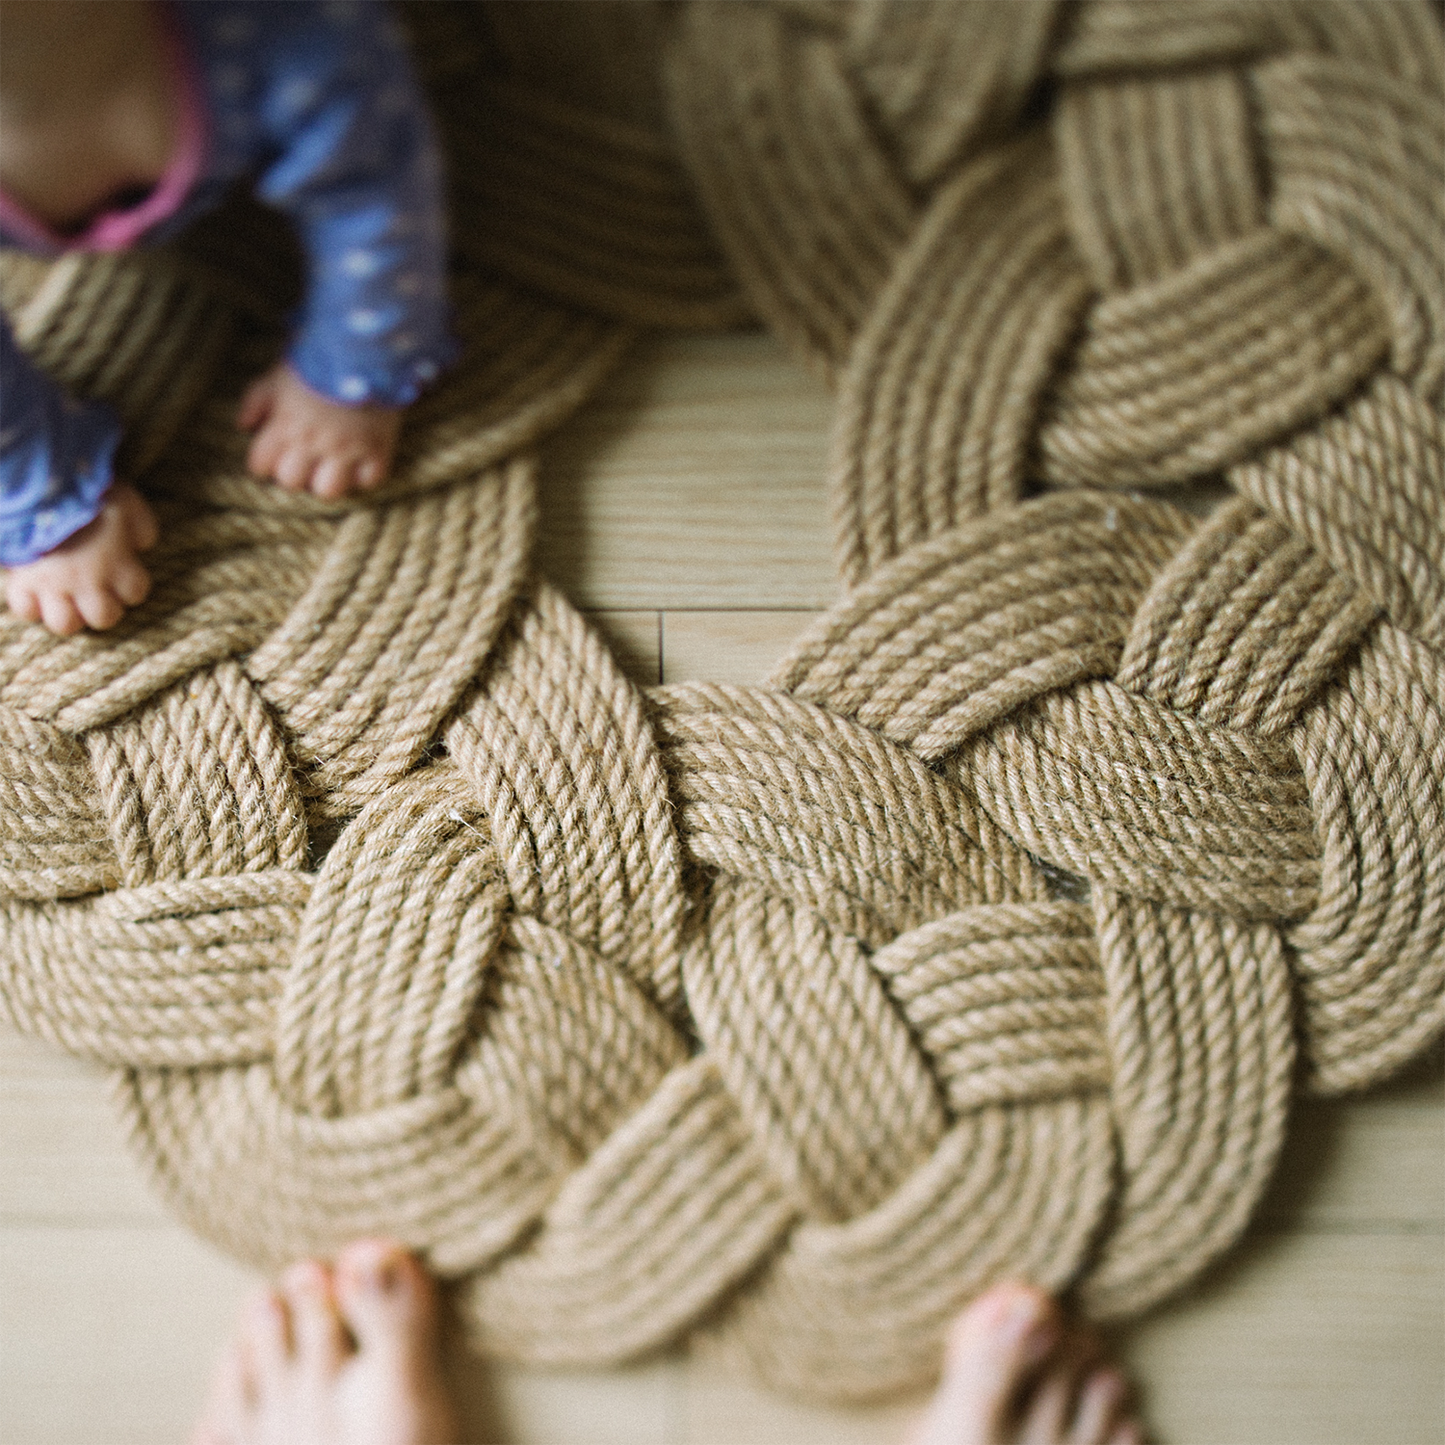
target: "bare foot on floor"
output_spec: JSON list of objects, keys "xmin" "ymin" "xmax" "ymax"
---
[
  {"xmin": 190, "ymin": 1240, "xmax": 458, "ymax": 1445},
  {"xmin": 908, "ymin": 1283, "xmax": 1145, "ymax": 1445}
]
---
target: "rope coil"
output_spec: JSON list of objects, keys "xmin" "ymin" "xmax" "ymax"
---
[{"xmin": 1, "ymin": 0, "xmax": 1441, "ymax": 1402}]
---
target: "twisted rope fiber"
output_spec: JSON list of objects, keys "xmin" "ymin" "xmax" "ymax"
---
[{"xmin": 1, "ymin": 0, "xmax": 1442, "ymax": 1403}]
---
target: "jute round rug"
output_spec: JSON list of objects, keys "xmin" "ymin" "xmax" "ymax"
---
[{"xmin": 1, "ymin": 0, "xmax": 1441, "ymax": 1402}]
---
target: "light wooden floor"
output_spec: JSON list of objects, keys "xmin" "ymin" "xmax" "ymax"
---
[{"xmin": 1, "ymin": 332, "xmax": 1441, "ymax": 1445}]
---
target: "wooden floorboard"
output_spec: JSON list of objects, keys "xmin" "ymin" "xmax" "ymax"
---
[
  {"xmin": 660, "ymin": 610, "xmax": 822, "ymax": 689},
  {"xmin": 537, "ymin": 332, "xmax": 837, "ymax": 612},
  {"xmin": 1115, "ymin": 1229, "xmax": 1445, "ymax": 1445},
  {"xmin": 2, "ymin": 332, "xmax": 1441, "ymax": 1445},
  {"xmin": 0, "ymin": 1221, "xmax": 257, "ymax": 1445}
]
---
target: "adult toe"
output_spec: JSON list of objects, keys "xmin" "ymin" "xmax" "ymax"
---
[
  {"xmin": 244, "ymin": 1287, "xmax": 292, "ymax": 1388},
  {"xmin": 280, "ymin": 1259, "xmax": 348, "ymax": 1375},
  {"xmin": 1068, "ymin": 1366, "xmax": 1129, "ymax": 1445},
  {"xmin": 909, "ymin": 1283, "xmax": 1062, "ymax": 1445},
  {"xmin": 951, "ymin": 1282, "xmax": 1061, "ymax": 1385},
  {"xmin": 189, "ymin": 1337, "xmax": 249, "ymax": 1445},
  {"xmin": 333, "ymin": 1239, "xmax": 438, "ymax": 1367},
  {"xmin": 1109, "ymin": 1423, "xmax": 1146, "ymax": 1445}
]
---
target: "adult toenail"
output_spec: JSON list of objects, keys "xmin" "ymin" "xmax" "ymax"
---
[
  {"xmin": 353, "ymin": 1245, "xmax": 400, "ymax": 1291},
  {"xmin": 1019, "ymin": 1321, "xmax": 1058, "ymax": 1368}
]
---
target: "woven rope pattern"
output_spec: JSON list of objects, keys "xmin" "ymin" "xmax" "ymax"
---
[{"xmin": 1, "ymin": 0, "xmax": 1441, "ymax": 1402}]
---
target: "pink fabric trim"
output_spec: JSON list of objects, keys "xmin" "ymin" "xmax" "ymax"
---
[{"xmin": 0, "ymin": 4, "xmax": 208, "ymax": 254}]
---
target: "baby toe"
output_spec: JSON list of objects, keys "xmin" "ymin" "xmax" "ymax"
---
[
  {"xmin": 245, "ymin": 429, "xmax": 283, "ymax": 481},
  {"xmin": 76, "ymin": 587, "xmax": 125, "ymax": 631},
  {"xmin": 273, "ymin": 447, "xmax": 317, "ymax": 493},
  {"xmin": 311, "ymin": 454, "xmax": 358, "ymax": 501},
  {"xmin": 123, "ymin": 501, "xmax": 160, "ymax": 553},
  {"xmin": 114, "ymin": 562, "xmax": 151, "ymax": 608},
  {"xmin": 5, "ymin": 581, "xmax": 41, "ymax": 624},
  {"xmin": 39, "ymin": 592, "xmax": 83, "ymax": 636}
]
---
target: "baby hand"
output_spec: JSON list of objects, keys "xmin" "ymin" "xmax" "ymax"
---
[
  {"xmin": 3, "ymin": 484, "xmax": 158, "ymax": 635},
  {"xmin": 238, "ymin": 362, "xmax": 403, "ymax": 501}
]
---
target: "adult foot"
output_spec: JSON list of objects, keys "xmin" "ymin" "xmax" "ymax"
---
[
  {"xmin": 908, "ymin": 1283, "xmax": 1144, "ymax": 1445},
  {"xmin": 190, "ymin": 1239, "xmax": 458, "ymax": 1445}
]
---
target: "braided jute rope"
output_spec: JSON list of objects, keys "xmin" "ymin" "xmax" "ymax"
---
[{"xmin": 2, "ymin": 0, "xmax": 1442, "ymax": 1402}]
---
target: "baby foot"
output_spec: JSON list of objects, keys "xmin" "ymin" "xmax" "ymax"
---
[
  {"xmin": 2, "ymin": 482, "xmax": 157, "ymax": 635},
  {"xmin": 190, "ymin": 1240, "xmax": 458, "ymax": 1445},
  {"xmin": 908, "ymin": 1283, "xmax": 1145, "ymax": 1445},
  {"xmin": 239, "ymin": 362, "xmax": 402, "ymax": 501}
]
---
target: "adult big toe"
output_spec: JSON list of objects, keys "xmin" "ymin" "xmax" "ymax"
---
[
  {"xmin": 907, "ymin": 1283, "xmax": 1146, "ymax": 1445},
  {"xmin": 910, "ymin": 1283, "xmax": 1060, "ymax": 1445},
  {"xmin": 332, "ymin": 1240, "xmax": 458, "ymax": 1445}
]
